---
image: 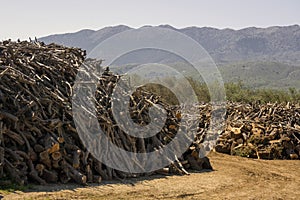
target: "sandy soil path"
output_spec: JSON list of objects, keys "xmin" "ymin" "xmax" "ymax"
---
[{"xmin": 2, "ymin": 152, "xmax": 299, "ymax": 200}]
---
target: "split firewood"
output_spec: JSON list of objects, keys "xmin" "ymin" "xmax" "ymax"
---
[{"xmin": 215, "ymin": 102, "xmax": 300, "ymax": 159}]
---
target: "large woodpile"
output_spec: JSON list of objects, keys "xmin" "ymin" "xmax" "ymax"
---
[
  {"xmin": 0, "ymin": 40, "xmax": 211, "ymax": 186},
  {"xmin": 1, "ymin": 40, "xmax": 299, "ymax": 186}
]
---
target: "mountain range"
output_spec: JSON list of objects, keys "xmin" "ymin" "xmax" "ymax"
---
[
  {"xmin": 40, "ymin": 25, "xmax": 300, "ymax": 89},
  {"xmin": 40, "ymin": 24, "xmax": 300, "ymax": 65}
]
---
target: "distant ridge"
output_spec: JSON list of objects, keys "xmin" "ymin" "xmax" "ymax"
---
[{"xmin": 40, "ymin": 24, "xmax": 300, "ymax": 65}]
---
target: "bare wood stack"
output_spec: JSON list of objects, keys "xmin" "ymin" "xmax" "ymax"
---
[
  {"xmin": 215, "ymin": 102, "xmax": 300, "ymax": 160},
  {"xmin": 0, "ymin": 40, "xmax": 211, "ymax": 186},
  {"xmin": 1, "ymin": 40, "xmax": 298, "ymax": 186}
]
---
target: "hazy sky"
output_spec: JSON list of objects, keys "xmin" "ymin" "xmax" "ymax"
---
[{"xmin": 1, "ymin": 0, "xmax": 299, "ymax": 40}]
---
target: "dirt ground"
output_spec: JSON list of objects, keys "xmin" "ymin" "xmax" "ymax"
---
[{"xmin": 1, "ymin": 152, "xmax": 299, "ymax": 200}]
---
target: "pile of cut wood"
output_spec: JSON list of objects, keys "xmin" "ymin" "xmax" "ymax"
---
[
  {"xmin": 0, "ymin": 40, "xmax": 211, "ymax": 186},
  {"xmin": 215, "ymin": 102, "xmax": 300, "ymax": 159},
  {"xmin": 1, "ymin": 40, "xmax": 299, "ymax": 186}
]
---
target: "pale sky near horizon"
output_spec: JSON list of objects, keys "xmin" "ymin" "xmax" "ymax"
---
[{"xmin": 1, "ymin": 0, "xmax": 299, "ymax": 40}]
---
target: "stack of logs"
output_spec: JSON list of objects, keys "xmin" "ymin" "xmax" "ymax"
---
[
  {"xmin": 215, "ymin": 102, "xmax": 300, "ymax": 160},
  {"xmin": 0, "ymin": 40, "xmax": 211, "ymax": 186},
  {"xmin": 1, "ymin": 40, "xmax": 299, "ymax": 186}
]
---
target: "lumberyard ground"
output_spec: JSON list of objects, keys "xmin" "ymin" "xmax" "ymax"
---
[{"xmin": 2, "ymin": 152, "xmax": 299, "ymax": 200}]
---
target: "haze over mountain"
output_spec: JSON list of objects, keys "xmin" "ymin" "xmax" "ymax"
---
[
  {"xmin": 40, "ymin": 25, "xmax": 300, "ymax": 89},
  {"xmin": 40, "ymin": 24, "xmax": 300, "ymax": 65}
]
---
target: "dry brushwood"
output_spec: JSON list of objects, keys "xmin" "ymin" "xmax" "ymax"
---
[
  {"xmin": 0, "ymin": 40, "xmax": 211, "ymax": 185},
  {"xmin": 1, "ymin": 40, "xmax": 298, "ymax": 186}
]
